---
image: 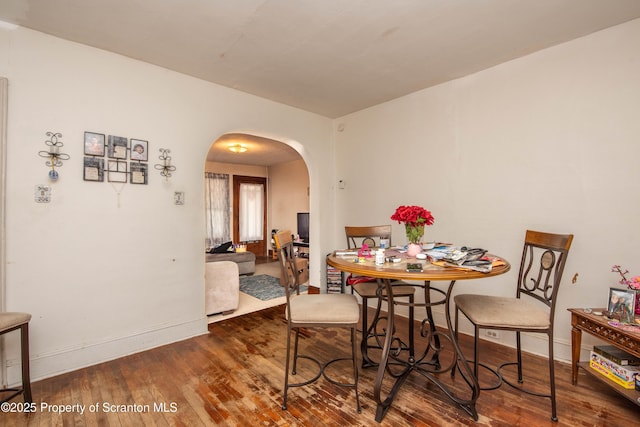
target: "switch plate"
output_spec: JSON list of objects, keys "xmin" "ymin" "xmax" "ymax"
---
[{"xmin": 35, "ymin": 185, "xmax": 51, "ymax": 203}]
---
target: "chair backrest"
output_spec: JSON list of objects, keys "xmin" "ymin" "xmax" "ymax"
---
[
  {"xmin": 345, "ymin": 225, "xmax": 392, "ymax": 249},
  {"xmin": 517, "ymin": 230, "xmax": 573, "ymax": 317},
  {"xmin": 274, "ymin": 230, "xmax": 301, "ymax": 304}
]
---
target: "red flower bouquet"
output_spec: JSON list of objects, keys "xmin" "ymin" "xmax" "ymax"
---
[{"xmin": 390, "ymin": 205, "xmax": 435, "ymax": 244}]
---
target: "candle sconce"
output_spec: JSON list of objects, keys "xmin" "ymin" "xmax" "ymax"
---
[
  {"xmin": 38, "ymin": 132, "xmax": 70, "ymax": 181},
  {"xmin": 154, "ymin": 148, "xmax": 176, "ymax": 180}
]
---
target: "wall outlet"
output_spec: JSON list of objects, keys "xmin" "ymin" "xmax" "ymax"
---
[{"xmin": 485, "ymin": 330, "xmax": 500, "ymax": 339}]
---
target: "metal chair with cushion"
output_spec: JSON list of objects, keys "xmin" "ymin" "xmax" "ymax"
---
[
  {"xmin": 453, "ymin": 230, "xmax": 573, "ymax": 421},
  {"xmin": 344, "ymin": 225, "xmax": 418, "ymax": 368},
  {"xmin": 275, "ymin": 230, "xmax": 361, "ymax": 413},
  {"xmin": 0, "ymin": 312, "xmax": 32, "ymax": 404}
]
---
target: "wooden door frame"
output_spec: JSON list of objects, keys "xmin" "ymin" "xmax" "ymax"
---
[{"xmin": 232, "ymin": 175, "xmax": 267, "ymax": 256}]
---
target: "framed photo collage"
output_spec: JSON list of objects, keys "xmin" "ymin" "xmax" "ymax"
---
[{"xmin": 83, "ymin": 132, "xmax": 148, "ymax": 184}]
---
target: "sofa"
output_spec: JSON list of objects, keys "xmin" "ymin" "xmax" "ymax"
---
[
  {"xmin": 206, "ymin": 251, "xmax": 256, "ymax": 275},
  {"xmin": 205, "ymin": 261, "xmax": 240, "ymax": 315}
]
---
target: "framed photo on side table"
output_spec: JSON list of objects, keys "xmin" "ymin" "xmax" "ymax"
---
[{"xmin": 607, "ymin": 287, "xmax": 636, "ymax": 323}]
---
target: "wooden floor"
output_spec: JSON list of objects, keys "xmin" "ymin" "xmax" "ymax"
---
[{"xmin": 2, "ymin": 304, "xmax": 638, "ymax": 426}]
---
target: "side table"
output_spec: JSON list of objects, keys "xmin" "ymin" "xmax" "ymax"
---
[{"xmin": 568, "ymin": 308, "xmax": 640, "ymax": 406}]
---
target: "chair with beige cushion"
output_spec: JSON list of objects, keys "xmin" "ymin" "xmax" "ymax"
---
[
  {"xmin": 0, "ymin": 312, "xmax": 32, "ymax": 404},
  {"xmin": 274, "ymin": 230, "xmax": 361, "ymax": 413},
  {"xmin": 453, "ymin": 230, "xmax": 573, "ymax": 421}
]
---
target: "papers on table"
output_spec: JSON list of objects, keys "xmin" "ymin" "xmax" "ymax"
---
[{"xmin": 335, "ymin": 250, "xmax": 358, "ymax": 256}]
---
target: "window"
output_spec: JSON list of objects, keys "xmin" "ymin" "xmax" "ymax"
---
[{"xmin": 204, "ymin": 172, "xmax": 230, "ymax": 248}]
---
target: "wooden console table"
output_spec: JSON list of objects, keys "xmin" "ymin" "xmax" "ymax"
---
[{"xmin": 568, "ymin": 308, "xmax": 640, "ymax": 406}]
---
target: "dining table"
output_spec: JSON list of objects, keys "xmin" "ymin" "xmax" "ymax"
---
[{"xmin": 326, "ymin": 248, "xmax": 511, "ymax": 422}]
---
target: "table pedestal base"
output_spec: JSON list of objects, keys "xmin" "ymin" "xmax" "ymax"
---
[{"xmin": 373, "ymin": 279, "xmax": 480, "ymax": 422}]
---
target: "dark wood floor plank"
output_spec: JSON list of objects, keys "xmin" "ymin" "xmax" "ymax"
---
[{"xmin": 3, "ymin": 303, "xmax": 638, "ymax": 426}]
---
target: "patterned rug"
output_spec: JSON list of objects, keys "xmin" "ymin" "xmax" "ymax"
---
[{"xmin": 239, "ymin": 274, "xmax": 307, "ymax": 301}]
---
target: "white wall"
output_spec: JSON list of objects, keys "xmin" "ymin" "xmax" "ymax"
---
[
  {"xmin": 334, "ymin": 19, "xmax": 640, "ymax": 362},
  {"xmin": 269, "ymin": 159, "xmax": 310, "ymax": 237},
  {"xmin": 0, "ymin": 25, "xmax": 334, "ymax": 383}
]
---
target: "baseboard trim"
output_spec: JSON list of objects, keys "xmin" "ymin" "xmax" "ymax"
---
[{"xmin": 5, "ymin": 317, "xmax": 207, "ymax": 386}]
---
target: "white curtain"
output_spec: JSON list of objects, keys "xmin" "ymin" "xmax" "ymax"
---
[
  {"xmin": 204, "ymin": 172, "xmax": 230, "ymax": 248},
  {"xmin": 239, "ymin": 183, "xmax": 263, "ymax": 241}
]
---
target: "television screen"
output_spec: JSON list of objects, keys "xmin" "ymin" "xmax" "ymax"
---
[{"xmin": 297, "ymin": 212, "xmax": 309, "ymax": 243}]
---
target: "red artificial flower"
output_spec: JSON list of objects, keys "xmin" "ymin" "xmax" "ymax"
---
[{"xmin": 390, "ymin": 205, "xmax": 435, "ymax": 227}]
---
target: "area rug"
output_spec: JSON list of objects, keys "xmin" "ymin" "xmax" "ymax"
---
[{"xmin": 239, "ymin": 274, "xmax": 307, "ymax": 301}]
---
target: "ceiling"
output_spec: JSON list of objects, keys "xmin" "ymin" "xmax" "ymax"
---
[
  {"xmin": 2, "ymin": 0, "xmax": 640, "ymax": 165},
  {"xmin": 207, "ymin": 133, "xmax": 301, "ymax": 166}
]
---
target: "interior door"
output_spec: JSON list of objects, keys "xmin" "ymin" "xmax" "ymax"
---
[{"xmin": 233, "ymin": 175, "xmax": 267, "ymax": 256}]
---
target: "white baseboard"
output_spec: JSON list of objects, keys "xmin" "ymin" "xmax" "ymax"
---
[{"xmin": 5, "ymin": 317, "xmax": 208, "ymax": 386}]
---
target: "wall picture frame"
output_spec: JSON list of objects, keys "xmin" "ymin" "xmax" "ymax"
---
[
  {"xmin": 83, "ymin": 157, "xmax": 104, "ymax": 182},
  {"xmin": 107, "ymin": 160, "xmax": 128, "ymax": 183},
  {"xmin": 607, "ymin": 287, "xmax": 636, "ymax": 323},
  {"xmin": 107, "ymin": 135, "xmax": 128, "ymax": 159},
  {"xmin": 130, "ymin": 139, "xmax": 148, "ymax": 161},
  {"xmin": 130, "ymin": 162, "xmax": 148, "ymax": 184},
  {"xmin": 84, "ymin": 131, "xmax": 105, "ymax": 156}
]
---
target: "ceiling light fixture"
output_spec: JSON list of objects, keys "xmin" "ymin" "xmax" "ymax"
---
[{"xmin": 228, "ymin": 144, "xmax": 248, "ymax": 153}]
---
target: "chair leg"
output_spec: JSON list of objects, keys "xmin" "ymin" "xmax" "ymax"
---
[
  {"xmin": 360, "ymin": 296, "xmax": 373, "ymax": 368},
  {"xmin": 292, "ymin": 328, "xmax": 301, "ymax": 375},
  {"xmin": 351, "ymin": 327, "xmax": 362, "ymax": 413},
  {"xmin": 473, "ymin": 325, "xmax": 480, "ymax": 379},
  {"xmin": 516, "ymin": 331, "xmax": 523, "ymax": 383},
  {"xmin": 361, "ymin": 296, "xmax": 368, "ymax": 338},
  {"xmin": 548, "ymin": 332, "xmax": 558, "ymax": 421},
  {"xmin": 282, "ymin": 327, "xmax": 293, "ymax": 410},
  {"xmin": 20, "ymin": 323, "xmax": 32, "ymax": 403}
]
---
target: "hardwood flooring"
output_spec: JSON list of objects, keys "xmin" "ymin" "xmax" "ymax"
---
[{"xmin": 2, "ymin": 304, "xmax": 638, "ymax": 426}]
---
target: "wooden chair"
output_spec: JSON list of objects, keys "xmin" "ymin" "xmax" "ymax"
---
[
  {"xmin": 344, "ymin": 225, "xmax": 418, "ymax": 368},
  {"xmin": 0, "ymin": 312, "xmax": 32, "ymax": 404},
  {"xmin": 453, "ymin": 230, "xmax": 573, "ymax": 421},
  {"xmin": 274, "ymin": 230, "xmax": 361, "ymax": 413}
]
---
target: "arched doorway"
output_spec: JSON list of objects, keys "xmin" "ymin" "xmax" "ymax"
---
[{"xmin": 204, "ymin": 132, "xmax": 311, "ymax": 321}]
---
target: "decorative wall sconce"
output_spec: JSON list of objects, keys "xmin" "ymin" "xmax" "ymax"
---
[
  {"xmin": 154, "ymin": 148, "xmax": 176, "ymax": 179},
  {"xmin": 38, "ymin": 131, "xmax": 70, "ymax": 181}
]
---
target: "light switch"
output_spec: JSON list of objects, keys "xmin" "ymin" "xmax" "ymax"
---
[{"xmin": 35, "ymin": 185, "xmax": 51, "ymax": 203}]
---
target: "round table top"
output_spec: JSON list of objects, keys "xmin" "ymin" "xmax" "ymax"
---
[{"xmin": 326, "ymin": 250, "xmax": 511, "ymax": 282}]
